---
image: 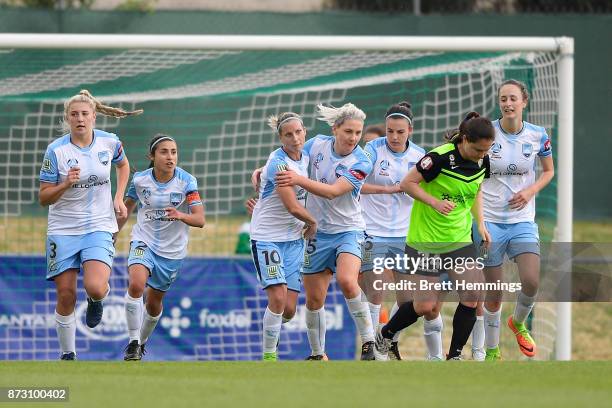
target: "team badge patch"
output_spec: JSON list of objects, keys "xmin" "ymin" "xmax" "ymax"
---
[
  {"xmin": 170, "ymin": 192, "xmax": 183, "ymax": 206},
  {"xmin": 133, "ymin": 247, "xmax": 145, "ymax": 258},
  {"xmin": 420, "ymin": 156, "xmax": 433, "ymax": 170},
  {"xmin": 335, "ymin": 164, "xmax": 347, "ymax": 178},
  {"xmin": 98, "ymin": 151, "xmax": 110, "ymax": 165},
  {"xmin": 266, "ymin": 265, "xmax": 280, "ymax": 278},
  {"xmin": 522, "ymin": 143, "xmax": 533, "ymax": 158},
  {"xmin": 42, "ymin": 158, "xmax": 52, "ymax": 172}
]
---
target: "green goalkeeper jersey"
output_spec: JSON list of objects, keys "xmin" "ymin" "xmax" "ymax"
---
[{"xmin": 407, "ymin": 143, "xmax": 489, "ymax": 253}]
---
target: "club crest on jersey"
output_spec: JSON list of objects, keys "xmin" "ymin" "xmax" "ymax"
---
[
  {"xmin": 491, "ymin": 142, "xmax": 502, "ymax": 154},
  {"xmin": 522, "ymin": 143, "xmax": 533, "ymax": 158},
  {"xmin": 98, "ymin": 151, "xmax": 110, "ymax": 165},
  {"xmin": 314, "ymin": 153, "xmax": 324, "ymax": 169},
  {"xmin": 67, "ymin": 158, "xmax": 79, "ymax": 168},
  {"xmin": 335, "ymin": 164, "xmax": 347, "ymax": 178},
  {"xmin": 170, "ymin": 192, "xmax": 183, "ymax": 206}
]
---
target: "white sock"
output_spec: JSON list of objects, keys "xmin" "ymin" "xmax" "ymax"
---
[
  {"xmin": 262, "ymin": 307, "xmax": 282, "ymax": 353},
  {"xmin": 390, "ymin": 302, "xmax": 401, "ymax": 342},
  {"xmin": 140, "ymin": 309, "xmax": 161, "ymax": 345},
  {"xmin": 514, "ymin": 292, "xmax": 536, "ymax": 323},
  {"xmin": 124, "ymin": 293, "xmax": 143, "ymax": 342},
  {"xmin": 484, "ymin": 305, "xmax": 502, "ymax": 349},
  {"xmin": 345, "ymin": 295, "xmax": 374, "ymax": 343},
  {"xmin": 305, "ymin": 307, "xmax": 326, "ymax": 356},
  {"xmin": 55, "ymin": 310, "xmax": 76, "ymax": 355},
  {"xmin": 471, "ymin": 315, "xmax": 485, "ymax": 352},
  {"xmin": 360, "ymin": 289, "xmax": 368, "ymax": 303},
  {"xmin": 423, "ymin": 314, "xmax": 443, "ymax": 360},
  {"xmin": 368, "ymin": 302, "xmax": 381, "ymax": 331}
]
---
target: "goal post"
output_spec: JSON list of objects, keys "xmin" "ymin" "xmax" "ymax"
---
[{"xmin": 0, "ymin": 34, "xmax": 573, "ymax": 360}]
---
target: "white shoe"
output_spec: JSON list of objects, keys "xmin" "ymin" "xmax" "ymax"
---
[{"xmin": 472, "ymin": 348, "xmax": 486, "ymax": 361}]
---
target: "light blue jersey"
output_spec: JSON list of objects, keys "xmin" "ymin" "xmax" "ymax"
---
[
  {"xmin": 127, "ymin": 167, "xmax": 202, "ymax": 259},
  {"xmin": 482, "ymin": 120, "xmax": 552, "ymax": 223},
  {"xmin": 39, "ymin": 129, "xmax": 125, "ymax": 235},
  {"xmin": 303, "ymin": 135, "xmax": 372, "ymax": 233},
  {"xmin": 361, "ymin": 138, "xmax": 425, "ymax": 237},
  {"xmin": 250, "ymin": 148, "xmax": 309, "ymax": 242}
]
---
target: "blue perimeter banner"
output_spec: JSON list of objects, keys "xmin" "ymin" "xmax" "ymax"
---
[{"xmin": 0, "ymin": 256, "xmax": 356, "ymax": 361}]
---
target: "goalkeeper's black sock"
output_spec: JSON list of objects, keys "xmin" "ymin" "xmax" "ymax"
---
[
  {"xmin": 381, "ymin": 301, "xmax": 419, "ymax": 339},
  {"xmin": 448, "ymin": 303, "xmax": 477, "ymax": 359}
]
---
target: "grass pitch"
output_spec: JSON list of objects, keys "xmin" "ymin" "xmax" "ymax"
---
[{"xmin": 1, "ymin": 361, "xmax": 611, "ymax": 407}]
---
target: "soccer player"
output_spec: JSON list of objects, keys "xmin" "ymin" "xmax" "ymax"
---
[
  {"xmin": 275, "ymin": 103, "xmax": 380, "ymax": 360},
  {"xmin": 374, "ymin": 112, "xmax": 494, "ymax": 361},
  {"xmin": 250, "ymin": 112, "xmax": 317, "ymax": 361},
  {"xmin": 474, "ymin": 79, "xmax": 554, "ymax": 360},
  {"xmin": 361, "ymin": 123, "xmax": 385, "ymax": 145},
  {"xmin": 359, "ymin": 101, "xmax": 439, "ymax": 360},
  {"xmin": 118, "ymin": 134, "xmax": 205, "ymax": 361},
  {"xmin": 39, "ymin": 89, "xmax": 140, "ymax": 360}
]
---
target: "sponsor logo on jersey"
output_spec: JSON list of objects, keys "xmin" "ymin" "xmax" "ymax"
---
[
  {"xmin": 543, "ymin": 139, "xmax": 552, "ymax": 152},
  {"xmin": 449, "ymin": 154, "xmax": 456, "ymax": 168},
  {"xmin": 88, "ymin": 175, "xmax": 98, "ymax": 183},
  {"xmin": 170, "ymin": 192, "xmax": 183, "ymax": 207},
  {"xmin": 441, "ymin": 192, "xmax": 475, "ymax": 205},
  {"xmin": 320, "ymin": 178, "xmax": 328, "ymax": 184},
  {"xmin": 491, "ymin": 163, "xmax": 527, "ymax": 176},
  {"xmin": 72, "ymin": 179, "xmax": 109, "ymax": 189},
  {"xmin": 98, "ymin": 151, "xmax": 110, "ymax": 165},
  {"xmin": 522, "ymin": 143, "xmax": 533, "ymax": 158}
]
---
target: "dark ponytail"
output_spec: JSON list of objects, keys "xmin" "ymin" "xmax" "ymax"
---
[
  {"xmin": 444, "ymin": 111, "xmax": 494, "ymax": 144},
  {"xmin": 385, "ymin": 101, "xmax": 414, "ymax": 124}
]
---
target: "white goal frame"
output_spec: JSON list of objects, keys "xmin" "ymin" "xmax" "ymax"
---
[{"xmin": 0, "ymin": 34, "xmax": 574, "ymax": 360}]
